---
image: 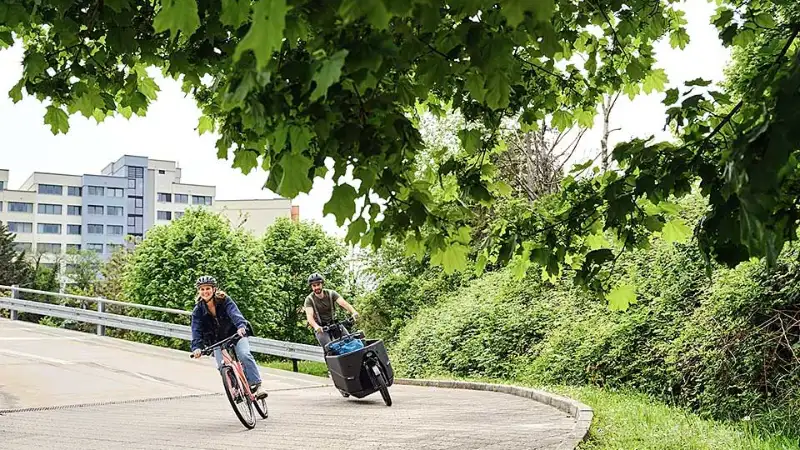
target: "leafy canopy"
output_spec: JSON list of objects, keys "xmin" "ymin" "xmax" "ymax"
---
[{"xmin": 4, "ymin": 0, "xmax": 799, "ymax": 300}]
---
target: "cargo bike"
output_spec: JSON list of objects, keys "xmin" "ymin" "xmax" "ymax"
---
[{"xmin": 321, "ymin": 317, "xmax": 394, "ymax": 406}]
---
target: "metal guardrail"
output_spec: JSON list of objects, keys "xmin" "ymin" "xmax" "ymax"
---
[{"xmin": 0, "ymin": 286, "xmax": 325, "ymax": 363}]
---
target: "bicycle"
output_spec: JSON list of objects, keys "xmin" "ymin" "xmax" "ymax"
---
[{"xmin": 191, "ymin": 333, "xmax": 268, "ymax": 429}]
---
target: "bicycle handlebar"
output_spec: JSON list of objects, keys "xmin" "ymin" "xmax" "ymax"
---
[
  {"xmin": 321, "ymin": 316, "xmax": 355, "ymax": 333},
  {"xmin": 190, "ymin": 333, "xmax": 243, "ymax": 358}
]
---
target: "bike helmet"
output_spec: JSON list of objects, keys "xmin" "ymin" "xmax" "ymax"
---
[
  {"xmin": 195, "ymin": 275, "xmax": 217, "ymax": 289},
  {"xmin": 307, "ymin": 273, "xmax": 325, "ymax": 285}
]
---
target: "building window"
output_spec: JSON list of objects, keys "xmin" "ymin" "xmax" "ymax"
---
[
  {"xmin": 67, "ymin": 244, "xmax": 81, "ymax": 252},
  {"xmin": 158, "ymin": 169, "xmax": 166, "ymax": 174},
  {"xmin": 174, "ymin": 194, "xmax": 188, "ymax": 204},
  {"xmin": 192, "ymin": 195, "xmax": 212, "ymax": 206},
  {"xmin": 127, "ymin": 197, "xmax": 143, "ymax": 215},
  {"xmin": 8, "ymin": 202, "xmax": 33, "ymax": 213},
  {"xmin": 38, "ymin": 184, "xmax": 63, "ymax": 195},
  {"xmin": 8, "ymin": 222, "xmax": 33, "ymax": 233},
  {"xmin": 87, "ymin": 224, "xmax": 104, "ymax": 234},
  {"xmin": 67, "ymin": 205, "xmax": 81, "ymax": 216},
  {"xmin": 107, "ymin": 187, "xmax": 124, "ymax": 198},
  {"xmin": 127, "ymin": 166, "xmax": 144, "ymax": 178},
  {"xmin": 87, "ymin": 186, "xmax": 105, "ymax": 196},
  {"xmin": 14, "ymin": 242, "xmax": 32, "ymax": 252},
  {"xmin": 108, "ymin": 225, "xmax": 124, "ymax": 235},
  {"xmin": 158, "ymin": 193, "xmax": 172, "ymax": 203},
  {"xmin": 67, "ymin": 224, "xmax": 81, "ymax": 235},
  {"xmin": 127, "ymin": 215, "xmax": 143, "ymax": 235},
  {"xmin": 0, "ymin": 181, "xmax": 4, "ymax": 190},
  {"xmin": 87, "ymin": 243, "xmax": 103, "ymax": 254},
  {"xmin": 107, "ymin": 206, "xmax": 123, "ymax": 216},
  {"xmin": 0, "ymin": 202, "xmax": 3, "ymax": 212},
  {"xmin": 87, "ymin": 205, "xmax": 104, "ymax": 215},
  {"xmin": 37, "ymin": 203, "xmax": 63, "ymax": 215},
  {"xmin": 107, "ymin": 243, "xmax": 123, "ymax": 254},
  {"xmin": 127, "ymin": 178, "xmax": 136, "ymax": 189},
  {"xmin": 37, "ymin": 223, "xmax": 62, "ymax": 234},
  {"xmin": 68, "ymin": 186, "xmax": 82, "ymax": 196},
  {"xmin": 174, "ymin": 211, "xmax": 185, "ymax": 219},
  {"xmin": 157, "ymin": 211, "xmax": 172, "ymax": 220},
  {"xmin": 37, "ymin": 243, "xmax": 61, "ymax": 254}
]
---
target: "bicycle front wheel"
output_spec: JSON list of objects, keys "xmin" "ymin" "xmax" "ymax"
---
[{"xmin": 221, "ymin": 366, "xmax": 256, "ymax": 429}]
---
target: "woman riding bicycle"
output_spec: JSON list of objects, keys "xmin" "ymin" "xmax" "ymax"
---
[{"xmin": 190, "ymin": 275, "xmax": 267, "ymax": 399}]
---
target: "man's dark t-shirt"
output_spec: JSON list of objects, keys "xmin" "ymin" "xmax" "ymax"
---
[{"xmin": 304, "ymin": 289, "xmax": 341, "ymax": 325}]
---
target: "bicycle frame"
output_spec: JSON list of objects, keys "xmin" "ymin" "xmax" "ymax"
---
[{"xmin": 218, "ymin": 343, "xmax": 255, "ymax": 402}]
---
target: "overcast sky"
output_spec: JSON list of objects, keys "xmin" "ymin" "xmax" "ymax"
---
[{"xmin": 0, "ymin": 2, "xmax": 729, "ymax": 237}]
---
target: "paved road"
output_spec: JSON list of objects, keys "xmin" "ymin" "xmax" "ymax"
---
[{"xmin": 0, "ymin": 319, "xmax": 579, "ymax": 449}]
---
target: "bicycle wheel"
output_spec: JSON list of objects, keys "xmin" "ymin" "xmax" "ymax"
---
[
  {"xmin": 221, "ymin": 366, "xmax": 256, "ymax": 429},
  {"xmin": 369, "ymin": 364, "xmax": 392, "ymax": 407},
  {"xmin": 254, "ymin": 395, "xmax": 268, "ymax": 419}
]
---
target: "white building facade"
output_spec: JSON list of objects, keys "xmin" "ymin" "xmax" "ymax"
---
[{"xmin": 0, "ymin": 156, "xmax": 297, "ymax": 271}]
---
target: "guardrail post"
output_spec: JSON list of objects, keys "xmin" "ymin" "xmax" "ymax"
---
[
  {"xmin": 97, "ymin": 298, "xmax": 105, "ymax": 336},
  {"xmin": 292, "ymin": 358, "xmax": 299, "ymax": 372},
  {"xmin": 10, "ymin": 284, "xmax": 19, "ymax": 320}
]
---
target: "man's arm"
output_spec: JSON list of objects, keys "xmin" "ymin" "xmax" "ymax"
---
[
  {"xmin": 335, "ymin": 294, "xmax": 358, "ymax": 316},
  {"xmin": 305, "ymin": 306, "xmax": 321, "ymax": 331}
]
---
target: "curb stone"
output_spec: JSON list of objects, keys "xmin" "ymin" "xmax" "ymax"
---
[{"xmin": 395, "ymin": 378, "xmax": 593, "ymax": 449}]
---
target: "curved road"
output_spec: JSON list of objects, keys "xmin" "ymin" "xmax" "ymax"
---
[{"xmin": 0, "ymin": 319, "xmax": 579, "ymax": 449}]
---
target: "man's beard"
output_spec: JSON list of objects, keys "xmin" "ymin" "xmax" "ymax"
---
[{"xmin": 313, "ymin": 287, "xmax": 322, "ymax": 295}]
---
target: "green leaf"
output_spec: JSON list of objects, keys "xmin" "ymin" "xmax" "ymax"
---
[
  {"xmin": 345, "ymin": 218, "xmax": 368, "ymax": 245},
  {"xmin": 669, "ymin": 28, "xmax": 690, "ymax": 49},
  {"xmin": 232, "ymin": 149, "xmax": 259, "ymax": 175},
  {"xmin": 502, "ymin": 0, "xmax": 555, "ymax": 27},
  {"xmin": 138, "ymin": 74, "xmax": 160, "ymax": 100},
  {"xmin": 552, "ymin": 110, "xmax": 573, "ymax": 131},
  {"xmin": 662, "ymin": 218, "xmax": 692, "ymax": 244},
  {"xmin": 234, "ymin": 0, "xmax": 288, "ymax": 69},
  {"xmin": 197, "ymin": 116, "xmax": 214, "ymax": 135},
  {"xmin": 685, "ymin": 78, "xmax": 712, "ymax": 87},
  {"xmin": 404, "ymin": 233, "xmax": 425, "ymax": 260},
  {"xmin": 626, "ymin": 61, "xmax": 646, "ymax": 82},
  {"xmin": 643, "ymin": 69, "xmax": 668, "ymax": 94},
  {"xmin": 23, "ymin": 52, "xmax": 48, "ymax": 78},
  {"xmin": 8, "ymin": 79, "xmax": 24, "ymax": 103},
  {"xmin": 458, "ymin": 129, "xmax": 481, "ymax": 154},
  {"xmin": 663, "ymin": 88, "xmax": 679, "ymax": 106},
  {"xmin": 575, "ymin": 108, "xmax": 595, "ymax": 128},
  {"xmin": 311, "ymin": 50, "xmax": 349, "ymax": 101},
  {"xmin": 607, "ymin": 283, "xmax": 636, "ymax": 311},
  {"xmin": 44, "ymin": 105, "xmax": 70, "ymax": 135},
  {"xmin": 585, "ymin": 233, "xmax": 610, "ymax": 250},
  {"xmin": 220, "ymin": 0, "xmax": 251, "ymax": 28},
  {"xmin": 465, "ymin": 71, "xmax": 486, "ymax": 103},
  {"xmin": 323, "ymin": 183, "xmax": 359, "ymax": 226},
  {"xmin": 484, "ymin": 72, "xmax": 510, "ymax": 110},
  {"xmin": 72, "ymin": 90, "xmax": 104, "ymax": 118},
  {"xmin": 430, "ymin": 243, "xmax": 469, "ymax": 274},
  {"xmin": 753, "ymin": 13, "xmax": 775, "ymax": 29},
  {"xmin": 153, "ymin": 0, "xmax": 200, "ymax": 41},
  {"xmin": 339, "ymin": 0, "xmax": 390, "ymax": 30},
  {"xmin": 276, "ymin": 153, "xmax": 313, "ymax": 197},
  {"xmin": 104, "ymin": 0, "xmax": 132, "ymax": 13},
  {"xmin": 289, "ymin": 124, "xmax": 313, "ymax": 153}
]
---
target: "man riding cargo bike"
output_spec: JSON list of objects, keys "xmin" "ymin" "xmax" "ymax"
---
[{"xmin": 304, "ymin": 273, "xmax": 394, "ymax": 406}]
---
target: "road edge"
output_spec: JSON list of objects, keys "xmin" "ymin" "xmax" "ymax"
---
[{"xmin": 395, "ymin": 378, "xmax": 592, "ymax": 449}]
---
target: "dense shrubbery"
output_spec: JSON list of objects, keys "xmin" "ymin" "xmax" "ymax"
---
[{"xmin": 390, "ymin": 213, "xmax": 800, "ymax": 437}]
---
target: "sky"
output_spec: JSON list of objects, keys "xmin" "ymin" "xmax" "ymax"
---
[{"xmin": 0, "ymin": 2, "xmax": 730, "ymax": 237}]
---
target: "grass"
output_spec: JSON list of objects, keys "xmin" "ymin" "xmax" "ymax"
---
[
  {"xmin": 267, "ymin": 360, "xmax": 798, "ymax": 450},
  {"xmin": 260, "ymin": 359, "xmax": 329, "ymax": 378}
]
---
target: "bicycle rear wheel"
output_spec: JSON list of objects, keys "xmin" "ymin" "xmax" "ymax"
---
[{"xmin": 221, "ymin": 366, "xmax": 256, "ymax": 429}]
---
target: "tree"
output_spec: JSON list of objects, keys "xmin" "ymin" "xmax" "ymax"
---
[
  {"xmin": 123, "ymin": 209, "xmax": 276, "ymax": 339},
  {"xmin": 5, "ymin": 0, "xmax": 797, "ymax": 303},
  {"xmin": 0, "ymin": 222, "xmax": 32, "ymax": 287},
  {"xmin": 260, "ymin": 218, "xmax": 347, "ymax": 344},
  {"xmin": 4, "ymin": 0, "xmax": 684, "ymax": 273},
  {"xmin": 97, "ymin": 246, "xmax": 132, "ymax": 302},
  {"xmin": 65, "ymin": 249, "xmax": 102, "ymax": 294}
]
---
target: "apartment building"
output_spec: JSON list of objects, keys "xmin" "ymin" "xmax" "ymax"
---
[{"xmin": 0, "ymin": 155, "xmax": 297, "ymax": 265}]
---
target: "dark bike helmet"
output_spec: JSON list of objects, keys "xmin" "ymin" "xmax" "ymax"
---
[
  {"xmin": 307, "ymin": 273, "xmax": 325, "ymax": 285},
  {"xmin": 195, "ymin": 275, "xmax": 217, "ymax": 289}
]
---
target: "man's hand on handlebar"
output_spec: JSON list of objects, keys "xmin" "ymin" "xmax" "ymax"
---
[
  {"xmin": 352, "ymin": 312, "xmax": 359, "ymax": 320},
  {"xmin": 192, "ymin": 349, "xmax": 202, "ymax": 359}
]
